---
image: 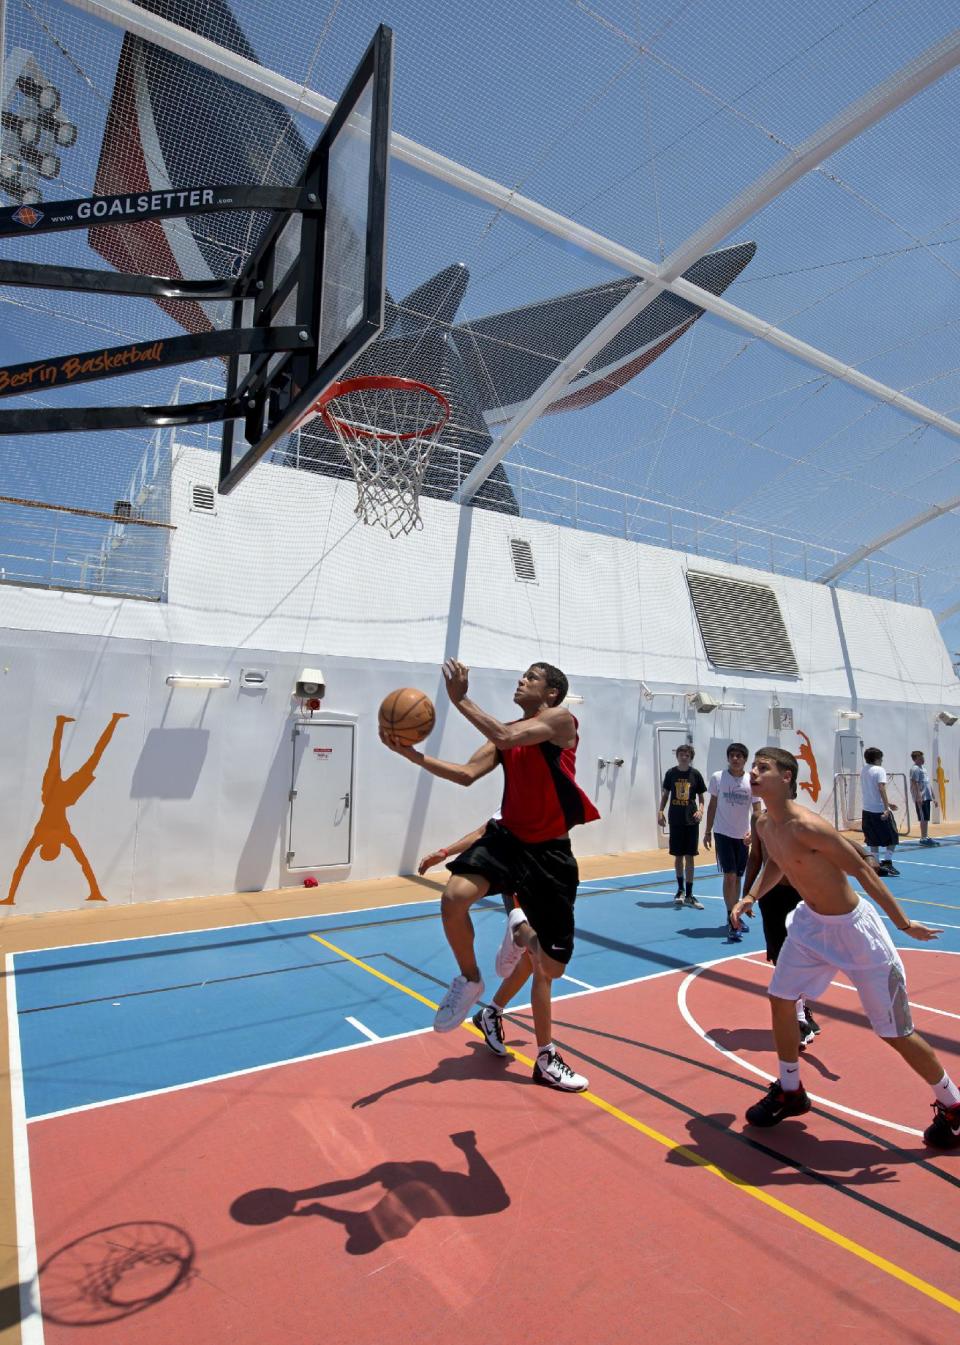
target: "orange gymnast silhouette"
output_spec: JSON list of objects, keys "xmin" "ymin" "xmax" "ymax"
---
[
  {"xmin": 796, "ymin": 729, "xmax": 821, "ymax": 803},
  {"xmin": 4, "ymin": 712, "xmax": 128, "ymax": 905}
]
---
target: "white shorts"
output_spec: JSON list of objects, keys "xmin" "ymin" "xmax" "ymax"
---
[{"xmin": 768, "ymin": 898, "xmax": 913, "ymax": 1038}]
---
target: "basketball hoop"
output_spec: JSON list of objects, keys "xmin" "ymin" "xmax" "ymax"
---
[{"xmin": 309, "ymin": 375, "xmax": 450, "ymax": 538}]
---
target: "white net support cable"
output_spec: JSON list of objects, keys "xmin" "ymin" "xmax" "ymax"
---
[{"xmin": 4, "ymin": 0, "xmax": 960, "ymax": 623}]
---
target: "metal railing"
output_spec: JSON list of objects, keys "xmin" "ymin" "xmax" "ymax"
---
[
  {"xmin": 0, "ymin": 495, "xmax": 174, "ymax": 601},
  {"xmin": 0, "ymin": 369, "xmax": 927, "ymax": 605},
  {"xmin": 279, "ymin": 435, "xmax": 926, "ymax": 603},
  {"xmin": 184, "ymin": 377, "xmax": 929, "ymax": 606}
]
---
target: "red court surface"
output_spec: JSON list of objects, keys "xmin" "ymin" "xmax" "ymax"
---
[{"xmin": 26, "ymin": 951, "xmax": 960, "ymax": 1345}]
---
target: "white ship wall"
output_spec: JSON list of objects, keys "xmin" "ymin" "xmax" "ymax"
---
[{"xmin": 1, "ymin": 445, "xmax": 958, "ymax": 914}]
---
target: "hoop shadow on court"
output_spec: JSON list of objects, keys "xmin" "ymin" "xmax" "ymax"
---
[
  {"xmin": 36, "ymin": 1222, "xmax": 195, "ymax": 1326},
  {"xmin": 230, "ymin": 1131, "xmax": 508, "ymax": 1254}
]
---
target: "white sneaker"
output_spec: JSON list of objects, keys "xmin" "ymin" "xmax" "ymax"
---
[
  {"xmin": 472, "ymin": 1005, "xmax": 508, "ymax": 1056},
  {"xmin": 494, "ymin": 907, "xmax": 528, "ymax": 978},
  {"xmin": 434, "ymin": 974, "xmax": 484, "ymax": 1033},
  {"xmin": 533, "ymin": 1048, "xmax": 588, "ymax": 1092}
]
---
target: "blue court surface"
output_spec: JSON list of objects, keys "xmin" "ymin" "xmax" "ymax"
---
[{"xmin": 11, "ymin": 839, "xmax": 960, "ymax": 1120}]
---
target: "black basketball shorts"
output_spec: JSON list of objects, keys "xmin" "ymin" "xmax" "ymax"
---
[{"xmin": 448, "ymin": 819, "xmax": 579, "ymax": 964}]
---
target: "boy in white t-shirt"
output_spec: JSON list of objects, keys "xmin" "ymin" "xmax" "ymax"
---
[
  {"xmin": 704, "ymin": 742, "xmax": 760, "ymax": 942},
  {"xmin": 860, "ymin": 747, "xmax": 899, "ymax": 876}
]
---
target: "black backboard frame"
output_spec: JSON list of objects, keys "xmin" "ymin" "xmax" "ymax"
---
[
  {"xmin": 218, "ymin": 24, "xmax": 393, "ymax": 494},
  {"xmin": 0, "ymin": 26, "xmax": 391, "ymax": 465}
]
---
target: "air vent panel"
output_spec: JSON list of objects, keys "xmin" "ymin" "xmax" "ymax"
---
[
  {"xmin": 190, "ymin": 483, "xmax": 216, "ymax": 514},
  {"xmin": 509, "ymin": 537, "xmax": 537, "ymax": 584},
  {"xmin": 686, "ymin": 570, "xmax": 798, "ymax": 676}
]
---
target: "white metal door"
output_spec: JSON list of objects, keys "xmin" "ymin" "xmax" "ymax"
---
[
  {"xmin": 288, "ymin": 722, "xmax": 354, "ymax": 868},
  {"xmin": 655, "ymin": 725, "xmax": 693, "ymax": 848}
]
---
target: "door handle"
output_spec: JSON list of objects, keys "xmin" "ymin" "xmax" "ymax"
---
[{"xmin": 341, "ymin": 792, "xmax": 351, "ymax": 808}]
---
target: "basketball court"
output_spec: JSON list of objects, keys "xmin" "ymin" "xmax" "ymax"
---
[
  {"xmin": 3, "ymin": 841, "xmax": 959, "ymax": 1342},
  {"xmin": 2, "ymin": 4, "xmax": 960, "ymax": 1343}
]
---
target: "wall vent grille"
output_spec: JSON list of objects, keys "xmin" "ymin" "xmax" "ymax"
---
[
  {"xmin": 191, "ymin": 483, "xmax": 216, "ymax": 514},
  {"xmin": 686, "ymin": 570, "xmax": 799, "ymax": 676},
  {"xmin": 509, "ymin": 537, "xmax": 537, "ymax": 583}
]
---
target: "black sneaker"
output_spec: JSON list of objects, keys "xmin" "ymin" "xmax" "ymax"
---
[
  {"xmin": 924, "ymin": 1100, "xmax": 960, "ymax": 1149},
  {"xmin": 879, "ymin": 861, "xmax": 900, "ymax": 877},
  {"xmin": 798, "ymin": 1020, "xmax": 816, "ymax": 1049},
  {"xmin": 804, "ymin": 1009, "xmax": 821, "ymax": 1037},
  {"xmin": 745, "ymin": 1081, "xmax": 811, "ymax": 1127},
  {"xmin": 683, "ymin": 893, "xmax": 704, "ymax": 910},
  {"xmin": 472, "ymin": 1005, "xmax": 507, "ymax": 1057},
  {"xmin": 533, "ymin": 1049, "xmax": 588, "ymax": 1092}
]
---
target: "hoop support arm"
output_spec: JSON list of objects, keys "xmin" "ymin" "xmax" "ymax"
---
[
  {"xmin": 0, "ymin": 257, "xmax": 260, "ymax": 300},
  {"xmin": 0, "ymin": 327, "xmax": 314, "ymax": 398},
  {"xmin": 0, "ymin": 397, "xmax": 244, "ymax": 435}
]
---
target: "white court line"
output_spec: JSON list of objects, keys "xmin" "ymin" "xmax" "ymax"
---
[
  {"xmin": 676, "ymin": 951, "xmax": 958, "ymax": 1139},
  {"xmin": 678, "ymin": 962, "xmax": 922, "ymax": 1137},
  {"xmin": 27, "ymin": 1025, "xmax": 433, "ymax": 1124},
  {"xmin": 895, "ymin": 859, "xmax": 960, "ymax": 871},
  {"xmin": 827, "ymin": 980, "xmax": 960, "ymax": 1021},
  {"xmin": 19, "ymin": 875, "xmax": 958, "ymax": 1126},
  {"xmin": 11, "ymin": 864, "xmax": 699, "ymax": 961},
  {"xmin": 6, "ymin": 889, "xmax": 460, "ymax": 958},
  {"xmin": 345, "ymin": 1015, "xmax": 381, "ymax": 1041},
  {"xmin": 27, "ymin": 949, "xmax": 747, "ymax": 1124},
  {"xmin": 562, "ymin": 973, "xmax": 596, "ymax": 990},
  {"xmin": 882, "ymin": 913, "xmax": 960, "ymax": 932},
  {"xmin": 5, "ymin": 953, "xmax": 43, "ymax": 1342}
]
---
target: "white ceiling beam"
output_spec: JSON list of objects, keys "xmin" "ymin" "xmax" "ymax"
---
[
  {"xmin": 820, "ymin": 495, "xmax": 960, "ymax": 585},
  {"xmin": 67, "ymin": 4, "xmax": 960, "ymax": 457},
  {"xmin": 454, "ymin": 28, "xmax": 960, "ymax": 501},
  {"xmin": 668, "ymin": 276, "xmax": 960, "ymax": 439}
]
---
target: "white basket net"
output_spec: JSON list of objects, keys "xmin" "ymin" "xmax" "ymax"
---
[{"xmin": 316, "ymin": 378, "xmax": 450, "ymax": 538}]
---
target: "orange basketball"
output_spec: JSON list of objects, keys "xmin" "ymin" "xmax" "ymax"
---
[{"xmin": 379, "ymin": 687, "xmax": 435, "ymax": 746}]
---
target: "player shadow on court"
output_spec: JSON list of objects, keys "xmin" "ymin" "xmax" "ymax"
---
[
  {"xmin": 667, "ymin": 1111, "xmax": 948, "ymax": 1186},
  {"xmin": 634, "ymin": 898, "xmax": 685, "ymax": 909},
  {"xmin": 673, "ymin": 923, "xmax": 733, "ymax": 939},
  {"xmin": 706, "ymin": 1027, "xmax": 842, "ymax": 1082},
  {"xmin": 229, "ymin": 1131, "xmax": 508, "ymax": 1254},
  {"xmin": 350, "ymin": 1041, "xmax": 529, "ymax": 1109}
]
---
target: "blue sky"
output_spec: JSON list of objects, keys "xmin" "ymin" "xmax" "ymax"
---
[{"xmin": 1, "ymin": 0, "xmax": 959, "ymax": 647}]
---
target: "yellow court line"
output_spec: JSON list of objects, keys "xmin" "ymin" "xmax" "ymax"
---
[{"xmin": 310, "ymin": 932, "xmax": 960, "ymax": 1318}]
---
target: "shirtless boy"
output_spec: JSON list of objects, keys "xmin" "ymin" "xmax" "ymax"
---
[{"xmin": 731, "ymin": 747, "xmax": 960, "ymax": 1148}]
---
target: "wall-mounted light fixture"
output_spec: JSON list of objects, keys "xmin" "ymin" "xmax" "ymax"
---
[
  {"xmin": 166, "ymin": 675, "xmax": 231, "ymax": 688},
  {"xmin": 688, "ymin": 691, "xmax": 718, "ymax": 713},
  {"xmin": 936, "ymin": 710, "xmax": 959, "ymax": 727},
  {"xmin": 837, "ymin": 709, "xmax": 863, "ymax": 720},
  {"xmin": 564, "ymin": 693, "xmax": 585, "ymax": 705},
  {"xmin": 716, "ymin": 702, "xmax": 746, "ymax": 712}
]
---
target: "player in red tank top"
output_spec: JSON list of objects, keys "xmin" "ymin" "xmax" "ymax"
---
[{"xmin": 381, "ymin": 659, "xmax": 600, "ymax": 1092}]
